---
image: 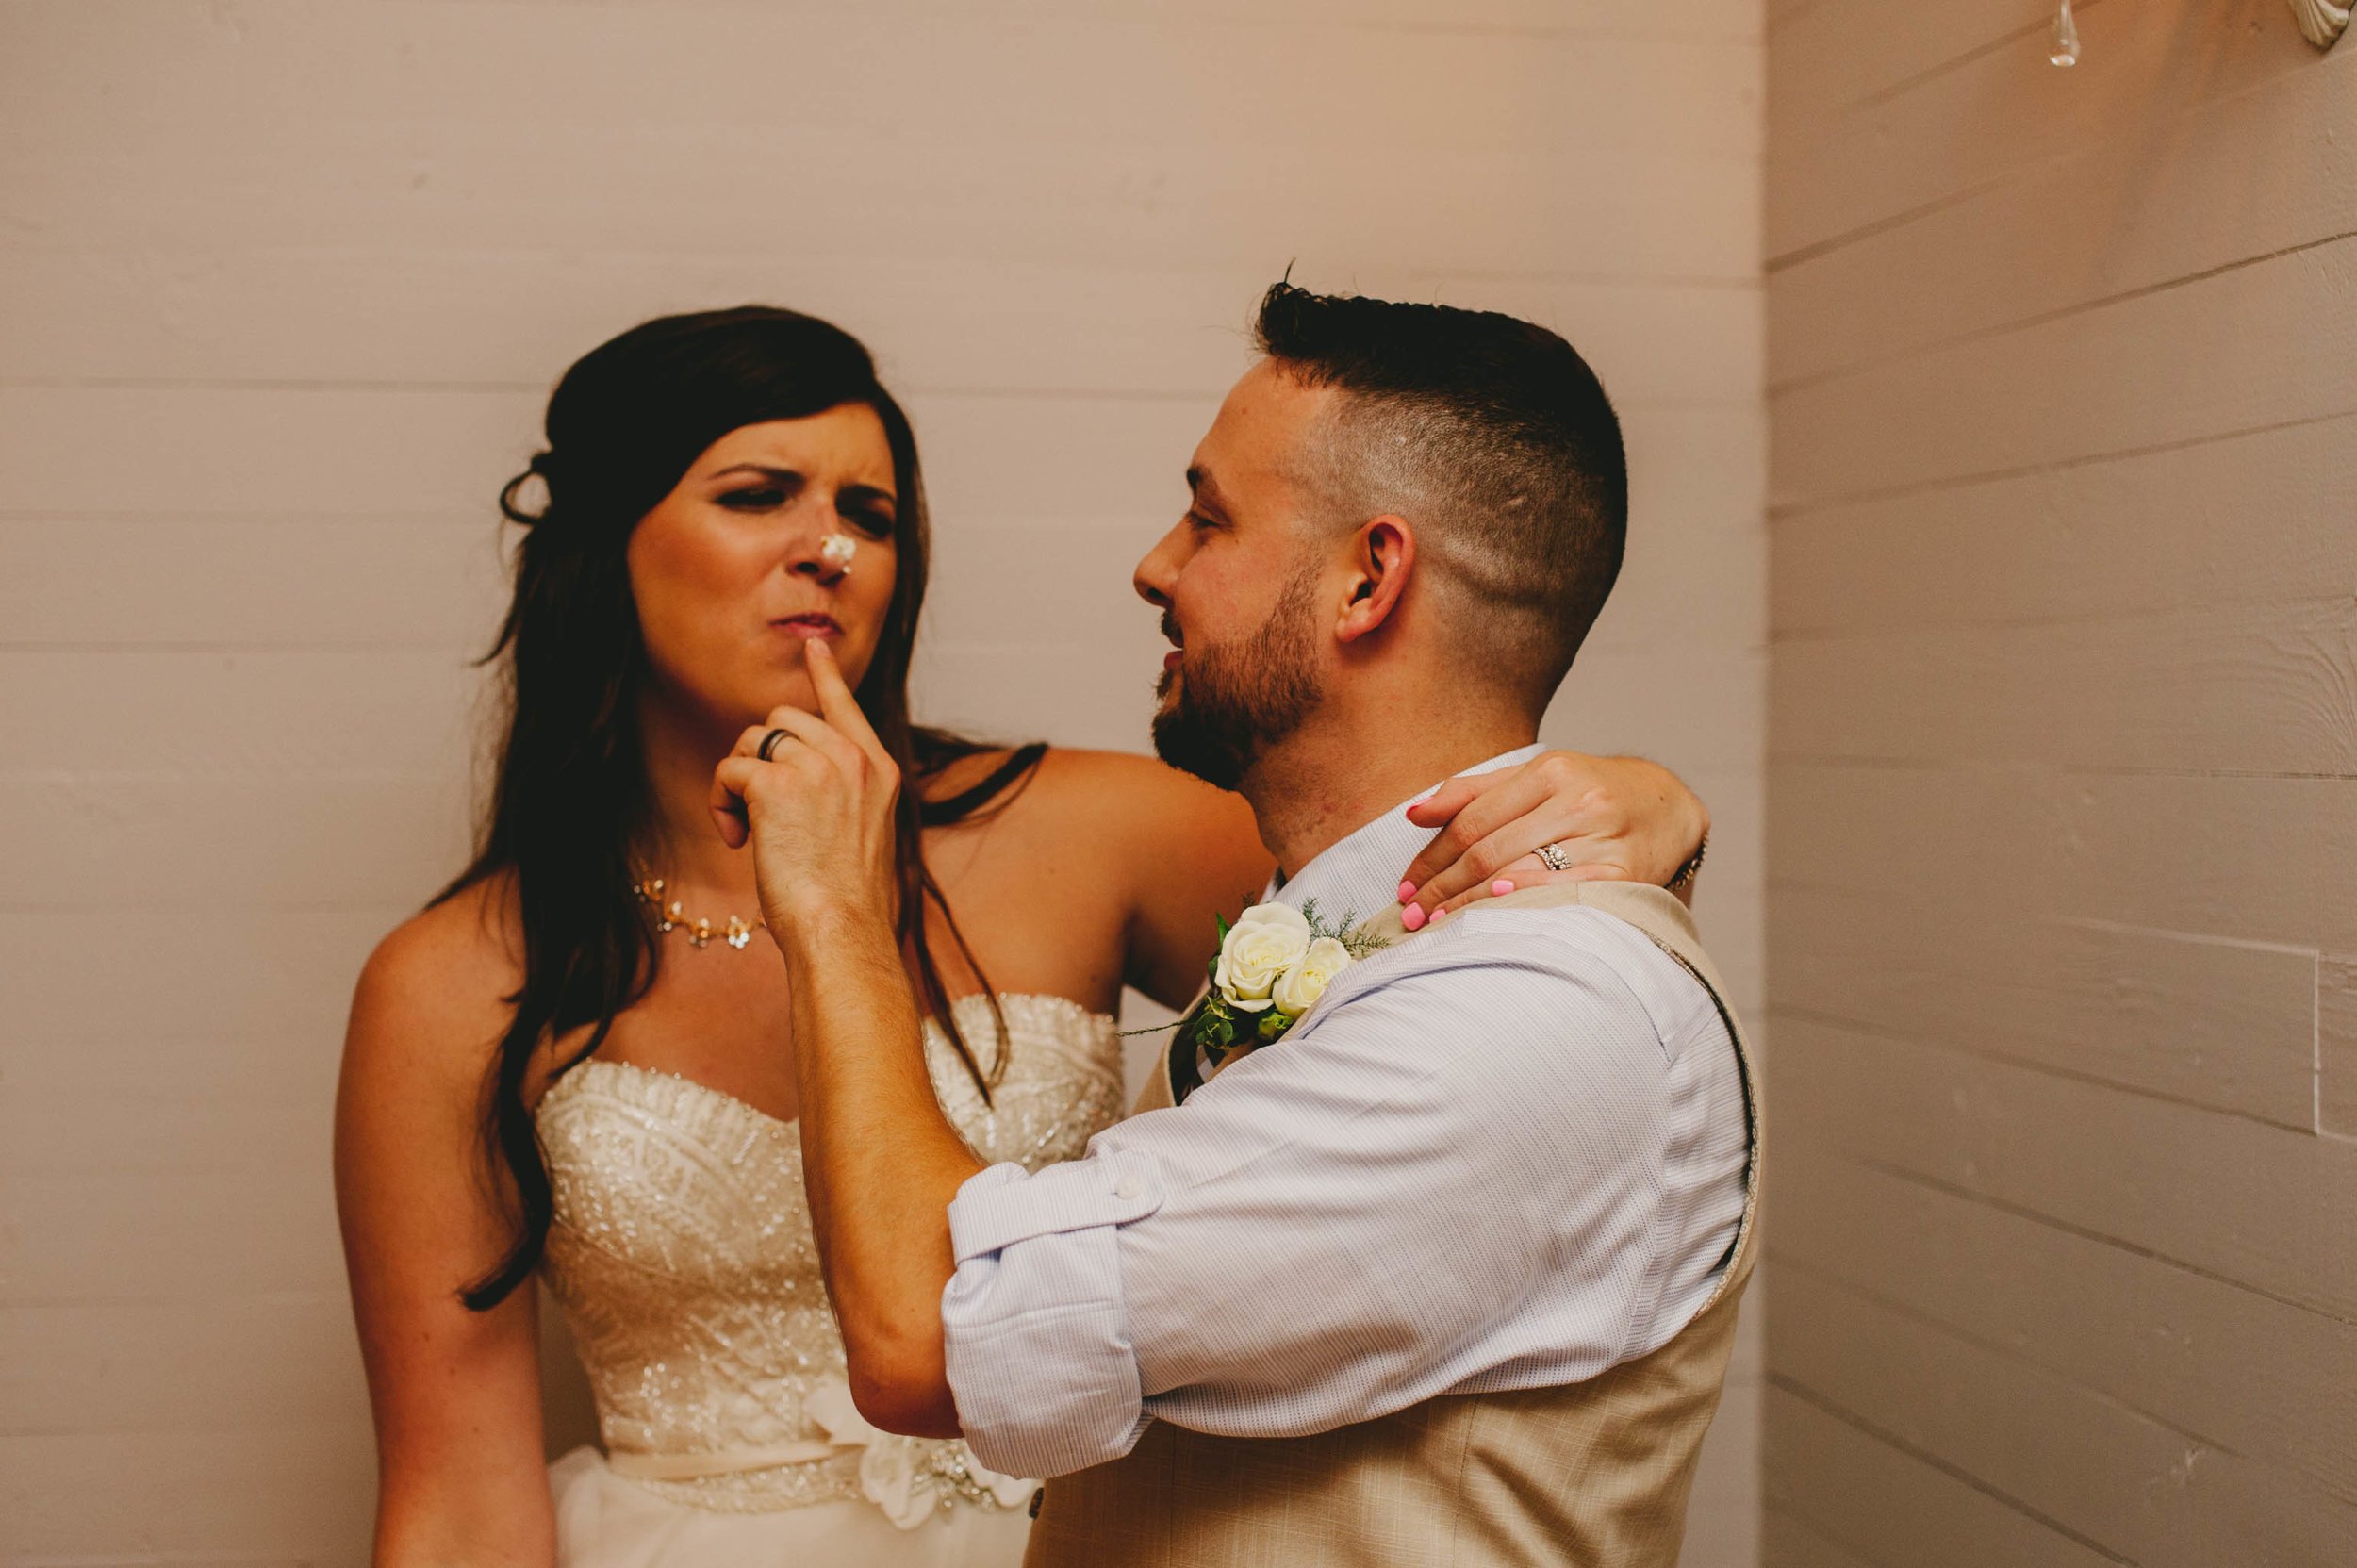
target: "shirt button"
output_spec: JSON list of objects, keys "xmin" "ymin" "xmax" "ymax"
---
[{"xmin": 1114, "ymin": 1176, "xmax": 1142, "ymax": 1200}]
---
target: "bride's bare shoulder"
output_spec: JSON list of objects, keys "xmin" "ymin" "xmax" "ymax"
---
[
  {"xmin": 345, "ymin": 873, "xmax": 523, "ymax": 1087},
  {"xmin": 1022, "ymin": 746, "xmax": 1196, "ymax": 805},
  {"xmin": 337, "ymin": 877, "xmax": 543, "ymax": 1296},
  {"xmin": 1014, "ymin": 748, "xmax": 1263, "ymax": 859}
]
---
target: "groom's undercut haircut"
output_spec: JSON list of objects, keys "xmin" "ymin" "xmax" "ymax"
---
[{"xmin": 1253, "ymin": 282, "xmax": 1628, "ymax": 712}]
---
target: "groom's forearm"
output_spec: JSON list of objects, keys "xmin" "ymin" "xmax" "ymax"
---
[{"xmin": 773, "ymin": 894, "xmax": 984, "ymax": 1437}]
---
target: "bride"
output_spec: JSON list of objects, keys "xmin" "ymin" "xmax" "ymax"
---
[{"xmin": 333, "ymin": 305, "xmax": 1707, "ymax": 1568}]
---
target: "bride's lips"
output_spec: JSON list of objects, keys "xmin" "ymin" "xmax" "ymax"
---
[{"xmin": 772, "ymin": 614, "xmax": 842, "ymax": 641}]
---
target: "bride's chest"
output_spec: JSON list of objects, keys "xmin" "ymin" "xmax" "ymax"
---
[
  {"xmin": 539, "ymin": 1060, "xmax": 820, "ymax": 1300},
  {"xmin": 537, "ymin": 994, "xmax": 1126, "ymax": 1289},
  {"xmin": 575, "ymin": 952, "xmax": 803, "ymax": 1126}
]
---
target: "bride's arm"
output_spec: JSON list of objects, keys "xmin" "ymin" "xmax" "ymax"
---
[
  {"xmin": 1118, "ymin": 751, "xmax": 1709, "ymax": 1005},
  {"xmin": 1397, "ymin": 752, "xmax": 1709, "ymax": 922},
  {"xmin": 334, "ymin": 895, "xmax": 557, "ymax": 1568}
]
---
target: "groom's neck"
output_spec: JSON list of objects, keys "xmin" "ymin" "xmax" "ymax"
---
[{"xmin": 1244, "ymin": 706, "xmax": 1540, "ymax": 880}]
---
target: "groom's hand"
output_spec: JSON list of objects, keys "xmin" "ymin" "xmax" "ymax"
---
[
  {"xmin": 1396, "ymin": 751, "xmax": 1707, "ymax": 923},
  {"xmin": 711, "ymin": 639, "xmax": 901, "ymax": 931}
]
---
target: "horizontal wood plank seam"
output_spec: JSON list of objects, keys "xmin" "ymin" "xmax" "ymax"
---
[
  {"xmin": 1846, "ymin": 0, "xmax": 2117, "ymax": 118},
  {"xmin": 1767, "ymin": 1000, "xmax": 2321, "ymax": 1135},
  {"xmin": 1832, "ymin": 1153, "xmax": 2357, "ymax": 1329},
  {"xmin": 1765, "ymin": 0, "xmax": 1837, "ymax": 41},
  {"xmin": 1765, "ymin": 173, "xmax": 2010, "ymax": 274},
  {"xmin": 1770, "ymin": 228, "xmax": 2357, "ymax": 397},
  {"xmin": 1758, "ymin": 1501, "xmax": 1895, "ymax": 1568},
  {"xmin": 1764, "ymin": 1248, "xmax": 2260, "ymax": 1461},
  {"xmin": 0, "ymin": 639, "xmax": 489, "ymax": 652},
  {"xmin": 0, "ymin": 376, "xmax": 1208, "ymax": 401},
  {"xmin": 1770, "ymin": 7, "xmax": 2332, "ymax": 275},
  {"xmin": 1761, "ymin": 755, "xmax": 2357, "ymax": 783},
  {"xmin": 0, "ymin": 377, "xmax": 1758, "ymax": 411},
  {"xmin": 1763, "ymin": 1375, "xmax": 2141, "ymax": 1566},
  {"xmin": 5, "ymin": 1286, "xmax": 354, "ymax": 1311},
  {"xmin": 0, "ymin": 253, "xmax": 1762, "ymax": 291},
  {"xmin": 1767, "ymin": 585, "xmax": 2357, "ymax": 645},
  {"xmin": 2050, "ymin": 914, "xmax": 2321, "ymax": 958},
  {"xmin": 1292, "ymin": 21, "xmax": 1768, "ymax": 43},
  {"xmin": 1765, "ymin": 406, "xmax": 2357, "ymax": 520},
  {"xmin": 0, "ymin": 509, "xmax": 491, "ymax": 523}
]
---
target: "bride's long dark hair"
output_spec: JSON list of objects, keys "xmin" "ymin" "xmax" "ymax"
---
[{"xmin": 444, "ymin": 305, "xmax": 1042, "ymax": 1311}]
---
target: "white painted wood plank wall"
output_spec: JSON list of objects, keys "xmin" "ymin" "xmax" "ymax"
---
[
  {"xmin": 0, "ymin": 3, "xmax": 1767, "ymax": 1562},
  {"xmin": 1764, "ymin": 0, "xmax": 2357, "ymax": 1562}
]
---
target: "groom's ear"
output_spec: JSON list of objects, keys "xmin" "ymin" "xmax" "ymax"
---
[{"xmin": 1335, "ymin": 516, "xmax": 1414, "ymax": 645}]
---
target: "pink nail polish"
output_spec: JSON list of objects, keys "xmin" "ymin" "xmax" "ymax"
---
[
  {"xmin": 1400, "ymin": 903, "xmax": 1427, "ymax": 932},
  {"xmin": 1398, "ymin": 880, "xmax": 1417, "ymax": 903},
  {"xmin": 1492, "ymin": 878, "xmax": 1515, "ymax": 896}
]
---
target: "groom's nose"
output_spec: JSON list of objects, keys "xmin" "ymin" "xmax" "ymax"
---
[{"xmin": 1133, "ymin": 518, "xmax": 1186, "ymax": 608}]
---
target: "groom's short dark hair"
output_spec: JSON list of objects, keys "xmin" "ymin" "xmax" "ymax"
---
[{"xmin": 1253, "ymin": 282, "xmax": 1627, "ymax": 711}]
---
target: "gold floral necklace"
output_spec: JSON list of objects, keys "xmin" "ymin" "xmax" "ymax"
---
[{"xmin": 631, "ymin": 872, "xmax": 766, "ymax": 950}]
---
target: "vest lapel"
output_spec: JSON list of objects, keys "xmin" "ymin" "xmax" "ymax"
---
[{"xmin": 1129, "ymin": 981, "xmax": 1199, "ymax": 1114}]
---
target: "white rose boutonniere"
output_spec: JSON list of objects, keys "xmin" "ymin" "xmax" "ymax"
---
[
  {"xmin": 1157, "ymin": 900, "xmax": 1385, "ymax": 1072},
  {"xmin": 1213, "ymin": 902, "xmax": 1312, "ymax": 1013},
  {"xmin": 1272, "ymin": 936, "xmax": 1353, "ymax": 1015}
]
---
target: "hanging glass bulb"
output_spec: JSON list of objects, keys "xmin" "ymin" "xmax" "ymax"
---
[{"xmin": 2050, "ymin": 0, "xmax": 2082, "ymax": 66}]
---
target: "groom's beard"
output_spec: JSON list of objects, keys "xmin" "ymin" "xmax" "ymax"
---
[{"xmin": 1151, "ymin": 567, "xmax": 1323, "ymax": 792}]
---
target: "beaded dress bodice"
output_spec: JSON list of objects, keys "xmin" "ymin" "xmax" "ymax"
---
[{"xmin": 536, "ymin": 992, "xmax": 1125, "ymax": 1520}]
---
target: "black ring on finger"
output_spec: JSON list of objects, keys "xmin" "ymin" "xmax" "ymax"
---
[{"xmin": 757, "ymin": 728, "xmax": 797, "ymax": 763}]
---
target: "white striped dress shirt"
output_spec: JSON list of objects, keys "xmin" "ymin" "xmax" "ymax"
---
[{"xmin": 940, "ymin": 748, "xmax": 1749, "ymax": 1481}]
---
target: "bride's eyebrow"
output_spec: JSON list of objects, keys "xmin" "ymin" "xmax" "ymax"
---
[{"xmin": 708, "ymin": 463, "xmax": 803, "ymax": 487}]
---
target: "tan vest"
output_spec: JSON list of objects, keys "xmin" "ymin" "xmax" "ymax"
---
[{"xmin": 1025, "ymin": 882, "xmax": 1762, "ymax": 1568}]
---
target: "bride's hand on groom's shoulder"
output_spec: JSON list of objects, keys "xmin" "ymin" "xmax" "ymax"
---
[
  {"xmin": 1396, "ymin": 752, "xmax": 1708, "ymax": 925},
  {"xmin": 710, "ymin": 639, "xmax": 902, "ymax": 932}
]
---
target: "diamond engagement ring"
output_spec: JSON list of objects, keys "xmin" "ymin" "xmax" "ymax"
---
[{"xmin": 1536, "ymin": 842, "xmax": 1574, "ymax": 873}]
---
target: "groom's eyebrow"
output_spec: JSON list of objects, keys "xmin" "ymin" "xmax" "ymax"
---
[{"xmin": 1187, "ymin": 467, "xmax": 1231, "ymax": 516}]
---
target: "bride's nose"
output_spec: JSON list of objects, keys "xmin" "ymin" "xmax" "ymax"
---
[{"xmin": 783, "ymin": 510, "xmax": 853, "ymax": 582}]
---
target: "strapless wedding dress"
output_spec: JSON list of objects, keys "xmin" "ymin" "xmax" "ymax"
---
[{"xmin": 536, "ymin": 992, "xmax": 1126, "ymax": 1567}]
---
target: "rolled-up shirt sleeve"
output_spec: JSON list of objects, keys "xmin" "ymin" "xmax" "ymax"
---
[
  {"xmin": 940, "ymin": 909, "xmax": 1739, "ymax": 1482},
  {"xmin": 941, "ymin": 1148, "xmax": 1166, "ymax": 1477}
]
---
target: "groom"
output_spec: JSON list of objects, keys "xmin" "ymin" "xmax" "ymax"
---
[{"xmin": 722, "ymin": 284, "xmax": 1759, "ymax": 1565}]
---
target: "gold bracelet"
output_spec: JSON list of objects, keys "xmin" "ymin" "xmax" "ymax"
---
[{"xmin": 1665, "ymin": 832, "xmax": 1707, "ymax": 893}]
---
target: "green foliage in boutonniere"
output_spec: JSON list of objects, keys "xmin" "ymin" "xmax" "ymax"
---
[{"xmin": 1158, "ymin": 899, "xmax": 1383, "ymax": 1072}]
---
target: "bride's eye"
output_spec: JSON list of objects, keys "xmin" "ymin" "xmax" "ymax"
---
[
  {"xmin": 847, "ymin": 506, "xmax": 896, "ymax": 539},
  {"xmin": 717, "ymin": 487, "xmax": 786, "ymax": 511}
]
